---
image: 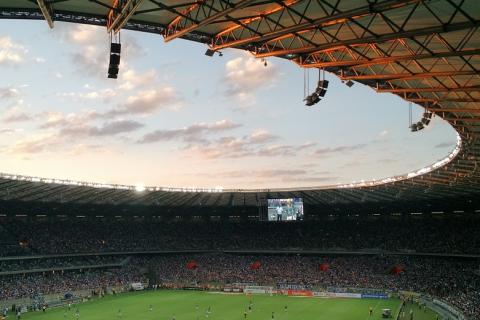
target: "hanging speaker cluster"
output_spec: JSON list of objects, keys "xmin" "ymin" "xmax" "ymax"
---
[
  {"xmin": 304, "ymin": 80, "xmax": 329, "ymax": 106},
  {"xmin": 108, "ymin": 42, "xmax": 121, "ymax": 79},
  {"xmin": 411, "ymin": 111, "xmax": 433, "ymax": 132}
]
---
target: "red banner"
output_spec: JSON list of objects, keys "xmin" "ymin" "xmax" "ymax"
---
[
  {"xmin": 390, "ymin": 265, "xmax": 404, "ymax": 275},
  {"xmin": 319, "ymin": 263, "xmax": 330, "ymax": 272},
  {"xmin": 250, "ymin": 261, "xmax": 261, "ymax": 270},
  {"xmin": 186, "ymin": 260, "xmax": 198, "ymax": 270}
]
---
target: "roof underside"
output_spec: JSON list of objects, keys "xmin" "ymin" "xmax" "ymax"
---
[{"xmin": 0, "ymin": 0, "xmax": 479, "ymax": 208}]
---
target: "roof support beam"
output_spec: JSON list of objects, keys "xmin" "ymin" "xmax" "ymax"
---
[
  {"xmin": 253, "ymin": 20, "xmax": 480, "ymax": 58},
  {"xmin": 36, "ymin": 0, "xmax": 54, "ymax": 28},
  {"xmin": 299, "ymin": 48, "xmax": 480, "ymax": 69},
  {"xmin": 377, "ymin": 86, "xmax": 480, "ymax": 93},
  {"xmin": 407, "ymin": 98, "xmax": 480, "ymax": 103},
  {"xmin": 107, "ymin": 0, "xmax": 144, "ymax": 33},
  {"xmin": 210, "ymin": 0, "xmax": 420, "ymax": 51},
  {"xmin": 341, "ymin": 70, "xmax": 477, "ymax": 81},
  {"xmin": 442, "ymin": 117, "xmax": 480, "ymax": 122},
  {"xmin": 427, "ymin": 108, "xmax": 480, "ymax": 113},
  {"xmin": 164, "ymin": 0, "xmax": 256, "ymax": 43}
]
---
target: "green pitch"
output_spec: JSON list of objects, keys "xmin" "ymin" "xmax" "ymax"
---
[{"xmin": 21, "ymin": 290, "xmax": 439, "ymax": 320}]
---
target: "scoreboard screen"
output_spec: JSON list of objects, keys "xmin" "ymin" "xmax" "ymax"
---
[{"xmin": 267, "ymin": 198, "xmax": 304, "ymax": 221}]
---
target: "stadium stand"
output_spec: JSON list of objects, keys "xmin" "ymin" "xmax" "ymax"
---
[
  {"xmin": 0, "ymin": 216, "xmax": 479, "ymax": 318},
  {"xmin": 2, "ymin": 218, "xmax": 479, "ymax": 255}
]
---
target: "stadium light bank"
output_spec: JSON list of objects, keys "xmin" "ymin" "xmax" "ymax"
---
[{"xmin": 336, "ymin": 133, "xmax": 462, "ymax": 189}]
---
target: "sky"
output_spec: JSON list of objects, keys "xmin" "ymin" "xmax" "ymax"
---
[{"xmin": 0, "ymin": 20, "xmax": 458, "ymax": 189}]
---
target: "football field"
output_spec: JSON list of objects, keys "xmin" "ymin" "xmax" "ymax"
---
[{"xmin": 20, "ymin": 290, "xmax": 439, "ymax": 320}]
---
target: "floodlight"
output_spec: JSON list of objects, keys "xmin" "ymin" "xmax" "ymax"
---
[{"xmin": 134, "ymin": 184, "xmax": 146, "ymax": 192}]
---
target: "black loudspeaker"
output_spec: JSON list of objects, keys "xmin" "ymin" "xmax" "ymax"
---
[
  {"xmin": 108, "ymin": 43, "xmax": 121, "ymax": 79},
  {"xmin": 317, "ymin": 80, "xmax": 329, "ymax": 89},
  {"xmin": 205, "ymin": 49, "xmax": 215, "ymax": 57},
  {"xmin": 111, "ymin": 43, "xmax": 121, "ymax": 54},
  {"xmin": 109, "ymin": 54, "xmax": 120, "ymax": 66},
  {"xmin": 108, "ymin": 66, "xmax": 119, "ymax": 79},
  {"xmin": 316, "ymin": 88, "xmax": 327, "ymax": 97}
]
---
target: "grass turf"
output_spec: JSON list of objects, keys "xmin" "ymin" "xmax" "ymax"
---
[{"xmin": 20, "ymin": 290, "xmax": 439, "ymax": 320}]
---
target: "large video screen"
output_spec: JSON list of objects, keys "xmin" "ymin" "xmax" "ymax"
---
[{"xmin": 267, "ymin": 198, "xmax": 304, "ymax": 221}]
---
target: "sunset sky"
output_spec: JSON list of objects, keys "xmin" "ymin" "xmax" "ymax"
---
[{"xmin": 0, "ymin": 20, "xmax": 458, "ymax": 189}]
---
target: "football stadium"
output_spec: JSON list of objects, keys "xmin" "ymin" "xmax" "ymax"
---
[{"xmin": 0, "ymin": 1, "xmax": 479, "ymax": 320}]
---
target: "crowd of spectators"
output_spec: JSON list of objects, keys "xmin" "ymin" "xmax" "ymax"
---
[
  {"xmin": 0, "ymin": 253, "xmax": 478, "ymax": 318},
  {"xmin": 2, "ymin": 216, "xmax": 479, "ymax": 255},
  {"xmin": 0, "ymin": 255, "xmax": 125, "ymax": 273},
  {"xmin": 0, "ymin": 265, "xmax": 140, "ymax": 301}
]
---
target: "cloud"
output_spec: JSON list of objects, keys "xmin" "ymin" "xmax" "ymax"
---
[
  {"xmin": 3, "ymin": 133, "xmax": 60, "ymax": 155},
  {"xmin": 285, "ymin": 176, "xmax": 338, "ymax": 183},
  {"xmin": 66, "ymin": 144, "xmax": 108, "ymax": 156},
  {"xmin": 314, "ymin": 144, "xmax": 367, "ymax": 155},
  {"xmin": 70, "ymin": 45, "xmax": 108, "ymax": 78},
  {"xmin": 37, "ymin": 109, "xmax": 142, "ymax": 139},
  {"xmin": 138, "ymin": 119, "xmax": 241, "ymax": 144},
  {"xmin": 119, "ymin": 69, "xmax": 157, "ymax": 90},
  {"xmin": 39, "ymin": 110, "xmax": 100, "ymax": 129},
  {"xmin": 223, "ymin": 56, "xmax": 279, "ymax": 106},
  {"xmin": 194, "ymin": 169, "xmax": 337, "ymax": 184},
  {"xmin": 379, "ymin": 130, "xmax": 389, "ymax": 136},
  {"xmin": 0, "ymin": 128, "xmax": 19, "ymax": 134},
  {"xmin": 256, "ymin": 144, "xmax": 296, "ymax": 157},
  {"xmin": 56, "ymin": 88, "xmax": 117, "ymax": 103},
  {"xmin": 434, "ymin": 141, "xmax": 454, "ymax": 148},
  {"xmin": 182, "ymin": 133, "xmax": 315, "ymax": 160},
  {"xmin": 0, "ymin": 36, "xmax": 27, "ymax": 66},
  {"xmin": 2, "ymin": 105, "xmax": 32, "ymax": 123},
  {"xmin": 60, "ymin": 120, "xmax": 144, "ymax": 137},
  {"xmin": 248, "ymin": 129, "xmax": 280, "ymax": 144},
  {"xmin": 108, "ymin": 87, "xmax": 181, "ymax": 116},
  {"xmin": 251, "ymin": 142, "xmax": 315, "ymax": 157},
  {"xmin": 3, "ymin": 116, "xmax": 141, "ymax": 154},
  {"xmin": 250, "ymin": 169, "xmax": 308, "ymax": 178},
  {"xmin": 0, "ymin": 86, "xmax": 19, "ymax": 100},
  {"xmin": 202, "ymin": 169, "xmax": 308, "ymax": 179},
  {"xmin": 57, "ymin": 24, "xmax": 109, "ymax": 77}
]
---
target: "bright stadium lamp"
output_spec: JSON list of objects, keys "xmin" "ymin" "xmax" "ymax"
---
[{"xmin": 134, "ymin": 184, "xmax": 146, "ymax": 192}]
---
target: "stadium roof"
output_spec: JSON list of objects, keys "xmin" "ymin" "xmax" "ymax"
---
[{"xmin": 0, "ymin": 0, "xmax": 479, "ymax": 210}]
